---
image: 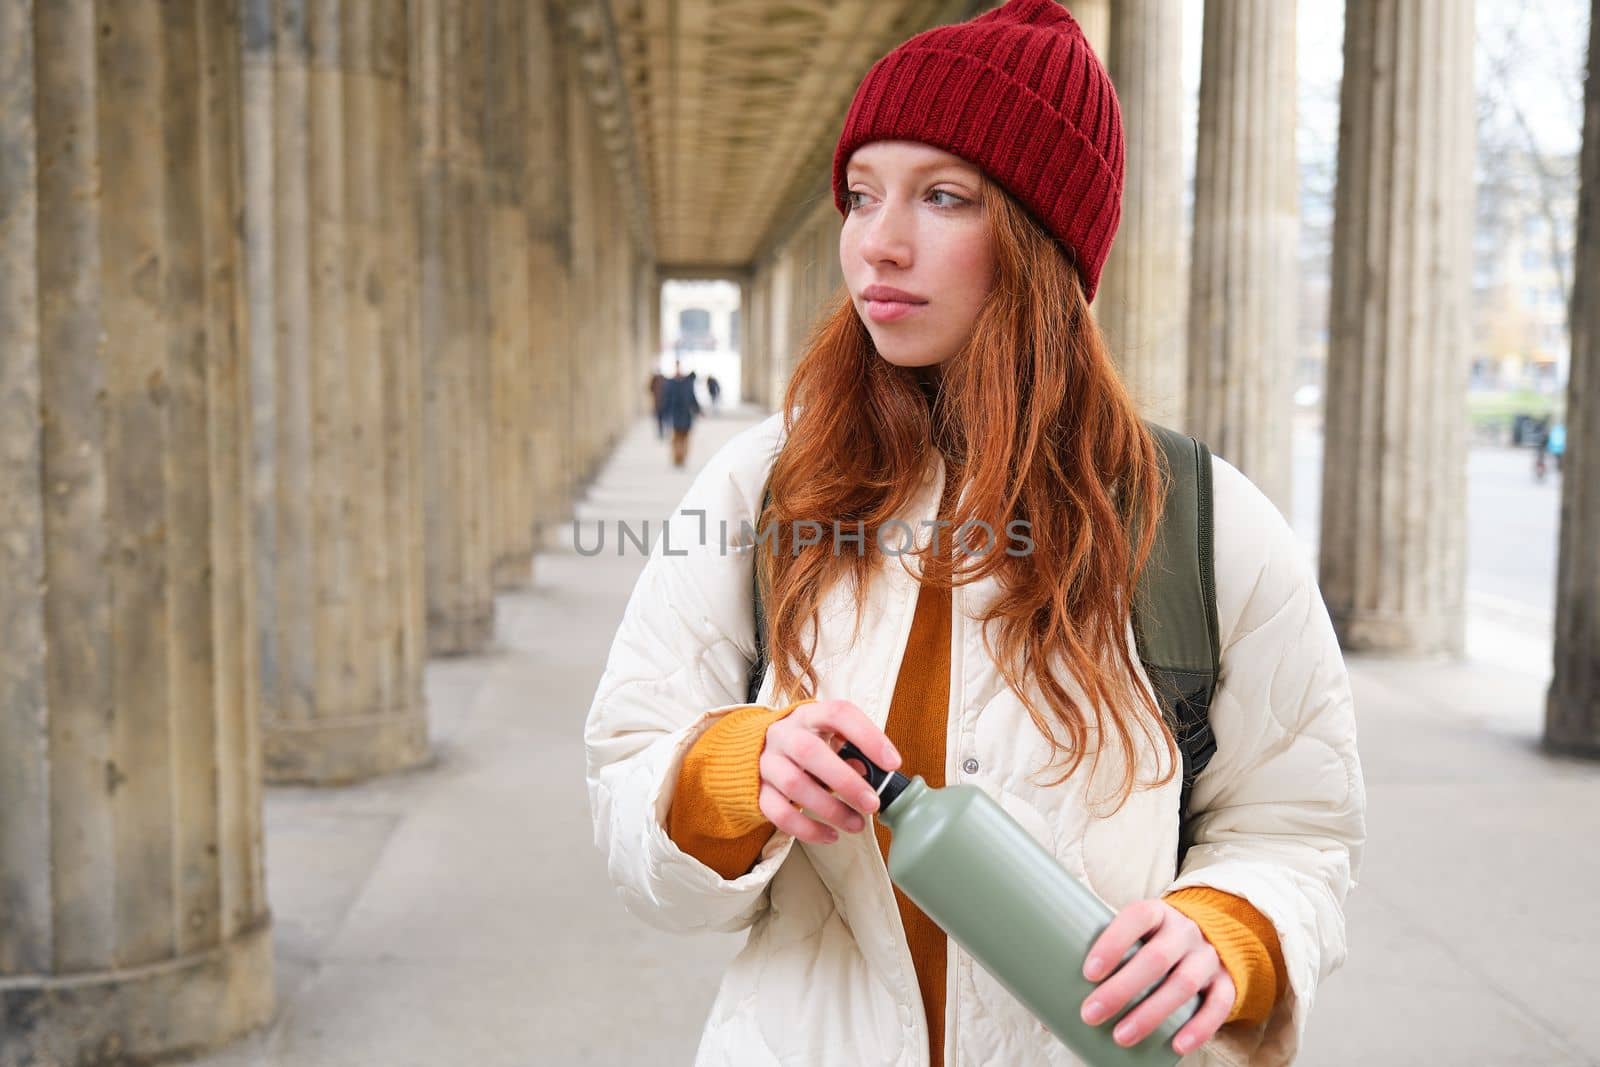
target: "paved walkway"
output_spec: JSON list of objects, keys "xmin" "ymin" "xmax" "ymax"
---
[{"xmin": 197, "ymin": 406, "xmax": 1600, "ymax": 1067}]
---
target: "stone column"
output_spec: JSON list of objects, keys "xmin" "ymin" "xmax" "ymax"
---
[
  {"xmin": 1098, "ymin": 0, "xmax": 1186, "ymax": 427},
  {"xmin": 1319, "ymin": 0, "xmax": 1475, "ymax": 655},
  {"xmin": 417, "ymin": 0, "xmax": 496, "ymax": 653},
  {"xmin": 1545, "ymin": 0, "xmax": 1600, "ymax": 756},
  {"xmin": 487, "ymin": 0, "xmax": 535, "ymax": 590},
  {"xmin": 768, "ymin": 256, "xmax": 793, "ymax": 408},
  {"xmin": 524, "ymin": 0, "xmax": 575, "ymax": 537},
  {"xmin": 647, "ymin": 265, "xmax": 664, "ymax": 372},
  {"xmin": 748, "ymin": 270, "xmax": 771, "ymax": 407},
  {"xmin": 605, "ymin": 160, "xmax": 632, "ymax": 445},
  {"xmin": 636, "ymin": 254, "xmax": 658, "ymax": 415},
  {"xmin": 737, "ymin": 279, "xmax": 755, "ymax": 404},
  {"xmin": 1069, "ymin": 0, "xmax": 1110, "ymax": 59},
  {"xmin": 1185, "ymin": 0, "xmax": 1297, "ymax": 512},
  {"xmin": 567, "ymin": 72, "xmax": 600, "ymax": 489},
  {"xmin": 244, "ymin": 0, "xmax": 427, "ymax": 782},
  {"xmin": 1, "ymin": 2, "xmax": 273, "ymax": 1060},
  {"xmin": 375, "ymin": 0, "xmax": 429, "ymax": 734}
]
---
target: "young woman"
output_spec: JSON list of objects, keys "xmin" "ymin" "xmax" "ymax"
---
[{"xmin": 585, "ymin": 2, "xmax": 1366, "ymax": 1064}]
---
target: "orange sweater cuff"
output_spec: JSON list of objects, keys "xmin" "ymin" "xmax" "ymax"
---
[
  {"xmin": 665, "ymin": 699, "xmax": 813, "ymax": 880},
  {"xmin": 1162, "ymin": 886, "xmax": 1288, "ymax": 1026}
]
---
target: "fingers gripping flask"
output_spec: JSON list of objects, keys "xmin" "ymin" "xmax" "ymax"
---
[{"xmin": 837, "ymin": 742, "xmax": 1202, "ymax": 1067}]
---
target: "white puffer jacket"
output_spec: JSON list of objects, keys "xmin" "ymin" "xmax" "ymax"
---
[{"xmin": 584, "ymin": 412, "xmax": 1366, "ymax": 1067}]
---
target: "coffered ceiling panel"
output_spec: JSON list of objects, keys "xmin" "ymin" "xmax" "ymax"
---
[{"xmin": 587, "ymin": 0, "xmax": 990, "ymax": 273}]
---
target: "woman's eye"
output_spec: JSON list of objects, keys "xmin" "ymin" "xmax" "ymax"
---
[{"xmin": 930, "ymin": 189, "xmax": 965, "ymax": 207}]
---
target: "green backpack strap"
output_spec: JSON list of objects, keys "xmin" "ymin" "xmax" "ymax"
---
[
  {"xmin": 1133, "ymin": 423, "xmax": 1220, "ymax": 874},
  {"xmin": 746, "ymin": 477, "xmax": 774, "ymax": 706}
]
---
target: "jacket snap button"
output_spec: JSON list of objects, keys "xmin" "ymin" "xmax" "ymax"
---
[{"xmin": 962, "ymin": 758, "xmax": 979, "ymax": 774}]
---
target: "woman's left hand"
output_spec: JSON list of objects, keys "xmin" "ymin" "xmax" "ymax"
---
[{"xmin": 1079, "ymin": 898, "xmax": 1235, "ymax": 1056}]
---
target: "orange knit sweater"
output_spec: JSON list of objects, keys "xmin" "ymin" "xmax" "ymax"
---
[{"xmin": 667, "ymin": 488, "xmax": 1286, "ymax": 1063}]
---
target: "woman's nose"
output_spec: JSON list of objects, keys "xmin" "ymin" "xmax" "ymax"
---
[{"xmin": 859, "ymin": 203, "xmax": 913, "ymax": 266}]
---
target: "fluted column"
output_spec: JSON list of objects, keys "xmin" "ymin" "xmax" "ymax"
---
[
  {"xmin": 1098, "ymin": 0, "xmax": 1186, "ymax": 427},
  {"xmin": 1, "ymin": 2, "xmax": 273, "ymax": 1060},
  {"xmin": 1545, "ymin": 0, "xmax": 1600, "ymax": 756},
  {"xmin": 1319, "ymin": 0, "xmax": 1475, "ymax": 655},
  {"xmin": 1068, "ymin": 0, "xmax": 1110, "ymax": 59},
  {"xmin": 418, "ymin": 0, "xmax": 496, "ymax": 653},
  {"xmin": 767, "ymin": 256, "xmax": 794, "ymax": 408},
  {"xmin": 487, "ymin": 0, "xmax": 535, "ymax": 589},
  {"xmin": 567, "ymin": 68, "xmax": 601, "ymax": 487},
  {"xmin": 749, "ymin": 269, "xmax": 773, "ymax": 406},
  {"xmin": 244, "ymin": 0, "xmax": 428, "ymax": 783},
  {"xmin": 647, "ymin": 263, "xmax": 664, "ymax": 377},
  {"xmin": 1185, "ymin": 0, "xmax": 1297, "ymax": 511},
  {"xmin": 524, "ymin": 0, "xmax": 575, "ymax": 535},
  {"xmin": 374, "ymin": 0, "xmax": 429, "ymax": 745}
]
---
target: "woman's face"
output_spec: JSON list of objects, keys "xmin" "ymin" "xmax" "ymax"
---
[{"xmin": 840, "ymin": 140, "xmax": 997, "ymax": 372}]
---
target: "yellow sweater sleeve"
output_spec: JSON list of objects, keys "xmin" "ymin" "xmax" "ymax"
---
[
  {"xmin": 666, "ymin": 699, "xmax": 814, "ymax": 881},
  {"xmin": 1162, "ymin": 886, "xmax": 1288, "ymax": 1026}
]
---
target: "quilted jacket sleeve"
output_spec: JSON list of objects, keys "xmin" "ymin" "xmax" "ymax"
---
[
  {"xmin": 1163, "ymin": 455, "xmax": 1368, "ymax": 1067},
  {"xmin": 583, "ymin": 417, "xmax": 798, "ymax": 936}
]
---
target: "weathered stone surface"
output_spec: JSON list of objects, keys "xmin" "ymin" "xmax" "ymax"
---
[
  {"xmin": 1098, "ymin": 0, "xmax": 1187, "ymax": 428},
  {"xmin": 1545, "ymin": 0, "xmax": 1600, "ymax": 757},
  {"xmin": 1, "ymin": 3, "xmax": 273, "ymax": 1061},
  {"xmin": 487, "ymin": 0, "xmax": 536, "ymax": 591},
  {"xmin": 418, "ymin": 0, "xmax": 496, "ymax": 655},
  {"xmin": 1319, "ymin": 0, "xmax": 1476, "ymax": 656},
  {"xmin": 245, "ymin": 0, "xmax": 428, "ymax": 783},
  {"xmin": 1185, "ymin": 0, "xmax": 1297, "ymax": 512},
  {"xmin": 526, "ymin": 0, "xmax": 578, "ymax": 531},
  {"xmin": 0, "ymin": 0, "xmax": 47, "ymax": 986}
]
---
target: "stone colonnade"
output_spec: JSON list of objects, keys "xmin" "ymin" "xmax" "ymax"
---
[
  {"xmin": 0, "ymin": 0, "xmax": 650, "ymax": 1061},
  {"xmin": 743, "ymin": 199, "xmax": 846, "ymax": 412}
]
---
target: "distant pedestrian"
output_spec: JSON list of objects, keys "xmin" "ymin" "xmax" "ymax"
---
[
  {"xmin": 649, "ymin": 371, "xmax": 668, "ymax": 439},
  {"xmin": 706, "ymin": 374, "xmax": 722, "ymax": 415},
  {"xmin": 1536, "ymin": 420, "xmax": 1566, "ymax": 481},
  {"xmin": 661, "ymin": 361, "xmax": 701, "ymax": 467}
]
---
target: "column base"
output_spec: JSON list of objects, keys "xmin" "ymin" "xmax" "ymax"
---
[
  {"xmin": 1331, "ymin": 608, "xmax": 1465, "ymax": 658},
  {"xmin": 1543, "ymin": 682, "xmax": 1600, "ymax": 759},
  {"xmin": 493, "ymin": 551, "xmax": 533, "ymax": 591},
  {"xmin": 427, "ymin": 603, "xmax": 495, "ymax": 656},
  {"xmin": 263, "ymin": 700, "xmax": 431, "ymax": 785},
  {"xmin": 0, "ymin": 914, "xmax": 273, "ymax": 1067}
]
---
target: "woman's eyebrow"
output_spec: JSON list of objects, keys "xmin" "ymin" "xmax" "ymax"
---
[{"xmin": 847, "ymin": 160, "xmax": 977, "ymax": 182}]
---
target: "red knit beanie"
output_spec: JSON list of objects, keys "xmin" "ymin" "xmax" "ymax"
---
[{"xmin": 831, "ymin": 0, "xmax": 1124, "ymax": 302}]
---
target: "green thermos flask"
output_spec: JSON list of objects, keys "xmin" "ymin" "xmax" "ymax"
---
[{"xmin": 837, "ymin": 741, "xmax": 1201, "ymax": 1066}]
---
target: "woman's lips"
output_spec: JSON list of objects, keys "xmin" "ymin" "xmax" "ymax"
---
[{"xmin": 865, "ymin": 299, "xmax": 926, "ymax": 323}]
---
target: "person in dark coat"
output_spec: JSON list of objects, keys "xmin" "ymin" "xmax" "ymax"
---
[
  {"xmin": 661, "ymin": 361, "xmax": 702, "ymax": 467},
  {"xmin": 705, "ymin": 374, "xmax": 722, "ymax": 415},
  {"xmin": 649, "ymin": 371, "xmax": 669, "ymax": 439}
]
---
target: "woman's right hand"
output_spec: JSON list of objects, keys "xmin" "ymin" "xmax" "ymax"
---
[{"xmin": 759, "ymin": 699, "xmax": 901, "ymax": 844}]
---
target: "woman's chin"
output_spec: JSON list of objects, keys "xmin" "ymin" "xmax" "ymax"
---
[{"xmin": 872, "ymin": 344, "xmax": 948, "ymax": 371}]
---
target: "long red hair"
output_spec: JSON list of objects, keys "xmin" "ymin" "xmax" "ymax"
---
[{"xmin": 759, "ymin": 175, "xmax": 1179, "ymax": 811}]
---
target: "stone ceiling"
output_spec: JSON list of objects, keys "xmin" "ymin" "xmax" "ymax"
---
[{"xmin": 565, "ymin": 0, "xmax": 994, "ymax": 275}]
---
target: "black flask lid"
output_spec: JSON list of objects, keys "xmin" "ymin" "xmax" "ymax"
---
[{"xmin": 837, "ymin": 740, "xmax": 912, "ymax": 812}]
